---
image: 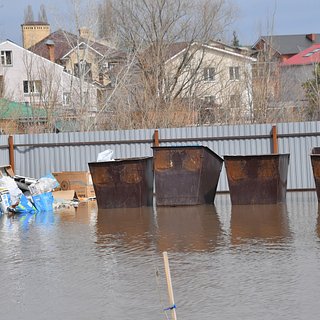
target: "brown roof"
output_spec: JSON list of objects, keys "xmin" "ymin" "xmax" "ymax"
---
[
  {"xmin": 29, "ymin": 29, "xmax": 126, "ymax": 62},
  {"xmin": 137, "ymin": 42, "xmax": 189, "ymax": 64},
  {"xmin": 253, "ymin": 33, "xmax": 320, "ymax": 55},
  {"xmin": 165, "ymin": 42, "xmax": 189, "ymax": 59}
]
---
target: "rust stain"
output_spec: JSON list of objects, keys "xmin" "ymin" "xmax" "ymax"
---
[
  {"xmin": 226, "ymin": 160, "xmax": 247, "ymax": 181},
  {"xmin": 121, "ymin": 164, "xmax": 142, "ymax": 184},
  {"xmin": 312, "ymin": 158, "xmax": 320, "ymax": 177},
  {"xmin": 154, "ymin": 150, "xmax": 171, "ymax": 170},
  {"xmin": 183, "ymin": 150, "xmax": 201, "ymax": 171},
  {"xmin": 93, "ymin": 168, "xmax": 114, "ymax": 185},
  {"xmin": 257, "ymin": 159, "xmax": 277, "ymax": 179}
]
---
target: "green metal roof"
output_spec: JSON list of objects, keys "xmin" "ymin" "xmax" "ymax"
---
[{"xmin": 0, "ymin": 99, "xmax": 47, "ymax": 120}]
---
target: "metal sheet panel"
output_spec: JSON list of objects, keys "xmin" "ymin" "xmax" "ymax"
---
[
  {"xmin": 1, "ymin": 121, "xmax": 320, "ymax": 194},
  {"xmin": 224, "ymin": 154, "xmax": 290, "ymax": 205},
  {"xmin": 153, "ymin": 146, "xmax": 223, "ymax": 206},
  {"xmin": 89, "ymin": 157, "xmax": 153, "ymax": 208}
]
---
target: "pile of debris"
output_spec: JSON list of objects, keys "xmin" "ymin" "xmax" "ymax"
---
[{"xmin": 0, "ymin": 166, "xmax": 92, "ymax": 215}]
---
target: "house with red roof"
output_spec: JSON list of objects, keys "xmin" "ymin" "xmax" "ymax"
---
[
  {"xmin": 280, "ymin": 44, "xmax": 320, "ymax": 110},
  {"xmin": 252, "ymin": 33, "xmax": 320, "ymax": 62},
  {"xmin": 250, "ymin": 34, "xmax": 320, "ymax": 120},
  {"xmin": 281, "ymin": 44, "xmax": 320, "ymax": 66}
]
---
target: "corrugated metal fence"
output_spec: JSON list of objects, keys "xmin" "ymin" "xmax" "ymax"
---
[{"xmin": 1, "ymin": 121, "xmax": 320, "ymax": 192}]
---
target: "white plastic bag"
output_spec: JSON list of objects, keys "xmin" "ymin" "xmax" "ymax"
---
[
  {"xmin": 97, "ymin": 149, "xmax": 114, "ymax": 162},
  {"xmin": 28, "ymin": 173, "xmax": 60, "ymax": 196},
  {"xmin": 0, "ymin": 176, "xmax": 22, "ymax": 205}
]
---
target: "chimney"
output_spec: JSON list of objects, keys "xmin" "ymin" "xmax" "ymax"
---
[
  {"xmin": 45, "ymin": 39, "xmax": 55, "ymax": 62},
  {"xmin": 306, "ymin": 33, "xmax": 316, "ymax": 42},
  {"xmin": 79, "ymin": 27, "xmax": 94, "ymax": 41}
]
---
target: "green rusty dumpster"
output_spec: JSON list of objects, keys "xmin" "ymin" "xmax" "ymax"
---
[
  {"xmin": 88, "ymin": 157, "xmax": 153, "ymax": 209},
  {"xmin": 153, "ymin": 146, "xmax": 223, "ymax": 206},
  {"xmin": 224, "ymin": 154, "xmax": 290, "ymax": 205}
]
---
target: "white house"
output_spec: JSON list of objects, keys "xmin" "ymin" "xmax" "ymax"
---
[
  {"xmin": 0, "ymin": 40, "xmax": 99, "ymax": 130},
  {"xmin": 165, "ymin": 41, "xmax": 256, "ymax": 123}
]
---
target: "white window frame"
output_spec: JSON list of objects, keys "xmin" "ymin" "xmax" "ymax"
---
[
  {"xmin": 1, "ymin": 50, "xmax": 12, "ymax": 66},
  {"xmin": 63, "ymin": 92, "xmax": 71, "ymax": 106},
  {"xmin": 229, "ymin": 66, "xmax": 240, "ymax": 80},
  {"xmin": 23, "ymin": 80, "xmax": 42, "ymax": 95},
  {"xmin": 108, "ymin": 62, "xmax": 118, "ymax": 70}
]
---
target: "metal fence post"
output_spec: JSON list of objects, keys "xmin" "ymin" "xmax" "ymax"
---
[
  {"xmin": 272, "ymin": 125, "xmax": 278, "ymax": 154},
  {"xmin": 8, "ymin": 135, "xmax": 15, "ymax": 173},
  {"xmin": 153, "ymin": 129, "xmax": 160, "ymax": 147}
]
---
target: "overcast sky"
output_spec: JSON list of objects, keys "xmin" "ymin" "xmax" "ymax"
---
[{"xmin": 0, "ymin": 0, "xmax": 319, "ymax": 46}]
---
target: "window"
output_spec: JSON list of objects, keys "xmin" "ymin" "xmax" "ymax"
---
[
  {"xmin": 1, "ymin": 51, "xmax": 12, "ymax": 65},
  {"xmin": 108, "ymin": 62, "xmax": 118, "ymax": 70},
  {"xmin": 23, "ymin": 80, "xmax": 42, "ymax": 94},
  {"xmin": 230, "ymin": 94, "xmax": 241, "ymax": 109},
  {"xmin": 63, "ymin": 92, "xmax": 71, "ymax": 106},
  {"xmin": 74, "ymin": 60, "xmax": 92, "ymax": 81},
  {"xmin": 253, "ymin": 63, "xmax": 265, "ymax": 78},
  {"xmin": 203, "ymin": 68, "xmax": 215, "ymax": 81},
  {"xmin": 229, "ymin": 67, "xmax": 240, "ymax": 80},
  {"xmin": 303, "ymin": 48, "xmax": 320, "ymax": 57},
  {"xmin": 204, "ymin": 95, "xmax": 216, "ymax": 104}
]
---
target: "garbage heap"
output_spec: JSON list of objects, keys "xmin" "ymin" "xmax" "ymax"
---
[{"xmin": 0, "ymin": 172, "xmax": 78, "ymax": 215}]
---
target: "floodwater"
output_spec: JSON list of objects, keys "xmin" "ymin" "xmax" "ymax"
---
[{"xmin": 1, "ymin": 191, "xmax": 320, "ymax": 320}]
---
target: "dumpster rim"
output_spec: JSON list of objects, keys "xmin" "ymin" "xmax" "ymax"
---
[{"xmin": 152, "ymin": 145, "xmax": 223, "ymax": 163}]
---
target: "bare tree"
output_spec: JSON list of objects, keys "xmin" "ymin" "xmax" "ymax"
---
[
  {"xmin": 43, "ymin": 0, "xmax": 107, "ymax": 131},
  {"xmin": 246, "ymin": 1, "xmax": 306, "ymax": 124},
  {"xmin": 24, "ymin": 5, "xmax": 35, "ymax": 23},
  {"xmin": 97, "ymin": 0, "xmax": 117, "ymax": 46},
  {"xmin": 22, "ymin": 51, "xmax": 62, "ymax": 132},
  {"xmin": 302, "ymin": 63, "xmax": 320, "ymax": 120},
  {"xmin": 95, "ymin": 0, "xmax": 239, "ymax": 129},
  {"xmin": 32, "ymin": 0, "xmax": 247, "ymax": 131},
  {"xmin": 39, "ymin": 4, "xmax": 48, "ymax": 23}
]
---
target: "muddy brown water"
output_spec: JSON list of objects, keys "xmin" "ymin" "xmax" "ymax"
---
[{"xmin": 0, "ymin": 192, "xmax": 320, "ymax": 320}]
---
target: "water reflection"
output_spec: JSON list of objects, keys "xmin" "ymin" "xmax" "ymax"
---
[
  {"xmin": 1, "ymin": 201, "xmax": 98, "ymax": 231},
  {"xmin": 230, "ymin": 204, "xmax": 291, "ymax": 245},
  {"xmin": 96, "ymin": 206, "xmax": 154, "ymax": 251},
  {"xmin": 155, "ymin": 205, "xmax": 221, "ymax": 252},
  {"xmin": 286, "ymin": 191, "xmax": 318, "ymax": 239},
  {"xmin": 3, "ymin": 210, "xmax": 57, "ymax": 232},
  {"xmin": 56, "ymin": 201, "xmax": 98, "ymax": 225},
  {"xmin": 95, "ymin": 204, "xmax": 222, "ymax": 253},
  {"xmin": 1, "ymin": 193, "xmax": 320, "ymax": 320}
]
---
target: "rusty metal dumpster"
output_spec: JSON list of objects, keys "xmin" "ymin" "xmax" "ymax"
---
[
  {"xmin": 153, "ymin": 146, "xmax": 223, "ymax": 206},
  {"xmin": 224, "ymin": 154, "xmax": 290, "ymax": 205},
  {"xmin": 310, "ymin": 147, "xmax": 320, "ymax": 202},
  {"xmin": 88, "ymin": 157, "xmax": 153, "ymax": 209}
]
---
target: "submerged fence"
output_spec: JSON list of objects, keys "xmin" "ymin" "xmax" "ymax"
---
[{"xmin": 1, "ymin": 121, "xmax": 320, "ymax": 192}]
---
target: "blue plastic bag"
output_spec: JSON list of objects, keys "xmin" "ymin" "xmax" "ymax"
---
[
  {"xmin": 32, "ymin": 192, "xmax": 54, "ymax": 212},
  {"xmin": 14, "ymin": 194, "xmax": 37, "ymax": 214}
]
